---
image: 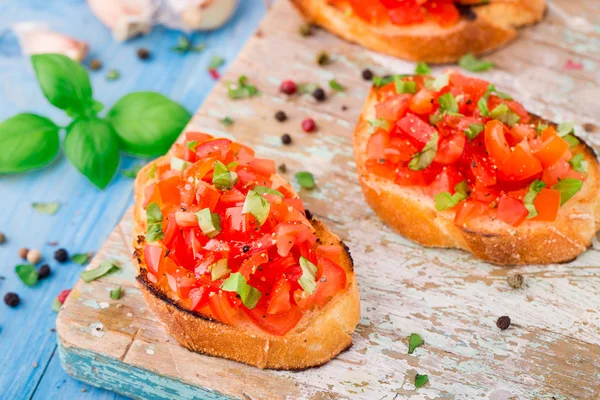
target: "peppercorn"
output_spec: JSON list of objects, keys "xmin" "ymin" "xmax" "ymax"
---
[
  {"xmin": 507, "ymin": 273, "xmax": 523, "ymax": 289},
  {"xmin": 496, "ymin": 315, "xmax": 511, "ymax": 330},
  {"xmin": 38, "ymin": 264, "xmax": 51, "ymax": 279},
  {"xmin": 27, "ymin": 249, "xmax": 42, "ymax": 265},
  {"xmin": 281, "ymin": 134, "xmax": 292, "ymax": 145},
  {"xmin": 275, "ymin": 111, "xmax": 288, "ymax": 122},
  {"xmin": 316, "ymin": 51, "xmax": 330, "ymax": 66},
  {"xmin": 19, "ymin": 248, "xmax": 29, "ymax": 260},
  {"xmin": 280, "ymin": 80, "xmax": 297, "ymax": 95},
  {"xmin": 341, "ymin": 105, "xmax": 348, "ymax": 111},
  {"xmin": 298, "ymin": 23, "xmax": 313, "ymax": 37},
  {"xmin": 362, "ymin": 69, "xmax": 374, "ymax": 81},
  {"xmin": 242, "ymin": 245, "xmax": 250, "ymax": 253},
  {"xmin": 0, "ymin": 232, "xmax": 6, "ymax": 244},
  {"xmin": 278, "ymin": 164, "xmax": 287, "ymax": 173},
  {"xmin": 302, "ymin": 118, "xmax": 316, "ymax": 133},
  {"xmin": 305, "ymin": 209, "xmax": 313, "ymax": 220},
  {"xmin": 137, "ymin": 48, "xmax": 151, "ymax": 60},
  {"xmin": 89, "ymin": 59, "xmax": 102, "ymax": 70},
  {"xmin": 312, "ymin": 88, "xmax": 326, "ymax": 102},
  {"xmin": 4, "ymin": 292, "xmax": 20, "ymax": 307},
  {"xmin": 54, "ymin": 248, "xmax": 69, "ymax": 263}
]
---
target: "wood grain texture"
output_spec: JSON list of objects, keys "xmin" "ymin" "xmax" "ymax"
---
[{"xmin": 55, "ymin": 0, "xmax": 600, "ymax": 399}]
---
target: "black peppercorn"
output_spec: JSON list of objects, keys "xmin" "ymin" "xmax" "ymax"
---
[
  {"xmin": 38, "ymin": 264, "xmax": 51, "ymax": 279},
  {"xmin": 137, "ymin": 48, "xmax": 151, "ymax": 60},
  {"xmin": 278, "ymin": 163, "xmax": 287, "ymax": 173},
  {"xmin": 275, "ymin": 111, "xmax": 288, "ymax": 122},
  {"xmin": 496, "ymin": 315, "xmax": 511, "ymax": 330},
  {"xmin": 89, "ymin": 59, "xmax": 102, "ymax": 71},
  {"xmin": 305, "ymin": 209, "xmax": 313, "ymax": 220},
  {"xmin": 281, "ymin": 134, "xmax": 292, "ymax": 145},
  {"xmin": 362, "ymin": 69, "xmax": 374, "ymax": 81},
  {"xmin": 4, "ymin": 292, "xmax": 20, "ymax": 307},
  {"xmin": 54, "ymin": 248, "xmax": 69, "ymax": 263},
  {"xmin": 242, "ymin": 245, "xmax": 250, "ymax": 253},
  {"xmin": 312, "ymin": 88, "xmax": 326, "ymax": 102}
]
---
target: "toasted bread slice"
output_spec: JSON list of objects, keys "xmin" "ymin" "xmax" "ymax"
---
[
  {"xmin": 132, "ymin": 156, "xmax": 360, "ymax": 369},
  {"xmin": 354, "ymin": 90, "xmax": 600, "ymax": 265},
  {"xmin": 290, "ymin": 0, "xmax": 546, "ymax": 63}
]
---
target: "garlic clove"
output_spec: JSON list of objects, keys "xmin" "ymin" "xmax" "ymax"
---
[
  {"xmin": 12, "ymin": 22, "xmax": 88, "ymax": 61},
  {"xmin": 87, "ymin": 0, "xmax": 157, "ymax": 41},
  {"xmin": 178, "ymin": 0, "xmax": 238, "ymax": 31}
]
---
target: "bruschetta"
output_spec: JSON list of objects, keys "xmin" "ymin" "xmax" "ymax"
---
[
  {"xmin": 354, "ymin": 71, "xmax": 600, "ymax": 265},
  {"xmin": 132, "ymin": 133, "xmax": 360, "ymax": 369},
  {"xmin": 290, "ymin": 0, "xmax": 546, "ymax": 63}
]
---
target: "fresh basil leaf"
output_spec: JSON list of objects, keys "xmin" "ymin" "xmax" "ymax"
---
[
  {"xmin": 210, "ymin": 259, "xmax": 230, "ymax": 281},
  {"xmin": 415, "ymin": 373, "xmax": 428, "ymax": 389},
  {"xmin": 298, "ymin": 256, "xmax": 318, "ymax": 294},
  {"xmin": 212, "ymin": 160, "xmax": 238, "ymax": 190},
  {"xmin": 552, "ymin": 178, "xmax": 583, "ymax": 205},
  {"xmin": 242, "ymin": 190, "xmax": 271, "ymax": 226},
  {"xmin": 409, "ymin": 133, "xmax": 438, "ymax": 171},
  {"xmin": 563, "ymin": 134, "xmax": 580, "ymax": 148},
  {"xmin": 227, "ymin": 75, "xmax": 259, "ymax": 99},
  {"xmin": 464, "ymin": 123, "xmax": 484, "ymax": 139},
  {"xmin": 415, "ymin": 62, "xmax": 430, "ymax": 75},
  {"xmin": 81, "ymin": 260, "xmax": 120, "ymax": 283},
  {"xmin": 221, "ymin": 272, "xmax": 262, "ymax": 309},
  {"xmin": 0, "ymin": 113, "xmax": 60, "ymax": 173},
  {"xmin": 295, "ymin": 171, "xmax": 315, "ymax": 189},
  {"xmin": 31, "ymin": 54, "xmax": 93, "ymax": 116},
  {"xmin": 208, "ymin": 55, "xmax": 225, "ymax": 69},
  {"xmin": 32, "ymin": 201, "xmax": 61, "ymax": 215},
  {"xmin": 569, "ymin": 153, "xmax": 588, "ymax": 173},
  {"xmin": 106, "ymin": 92, "xmax": 191, "ymax": 157},
  {"xmin": 394, "ymin": 76, "xmax": 416, "ymax": 94},
  {"xmin": 459, "ymin": 53, "xmax": 494, "ymax": 72},
  {"xmin": 52, "ymin": 297, "xmax": 62, "ymax": 312},
  {"xmin": 368, "ymin": 118, "xmax": 390, "ymax": 134},
  {"xmin": 220, "ymin": 116, "xmax": 234, "ymax": 126},
  {"xmin": 408, "ymin": 333, "xmax": 424, "ymax": 354},
  {"xmin": 434, "ymin": 181, "xmax": 468, "ymax": 211},
  {"xmin": 429, "ymin": 113, "xmax": 443, "ymax": 126},
  {"xmin": 297, "ymin": 83, "xmax": 318, "ymax": 94},
  {"xmin": 329, "ymin": 79, "xmax": 345, "ymax": 92},
  {"xmin": 536, "ymin": 123, "xmax": 549, "ymax": 135},
  {"xmin": 438, "ymin": 93, "xmax": 458, "ymax": 114},
  {"xmin": 110, "ymin": 286, "xmax": 122, "ymax": 300},
  {"xmin": 424, "ymin": 73, "xmax": 449, "ymax": 92},
  {"xmin": 15, "ymin": 264, "xmax": 38, "ymax": 287},
  {"xmin": 373, "ymin": 75, "xmax": 394, "ymax": 88},
  {"xmin": 557, "ymin": 122, "xmax": 575, "ymax": 137},
  {"xmin": 253, "ymin": 185, "xmax": 284, "ymax": 197},
  {"xmin": 196, "ymin": 208, "xmax": 221, "ymax": 238},
  {"xmin": 122, "ymin": 164, "xmax": 142, "ymax": 178},
  {"xmin": 64, "ymin": 118, "xmax": 120, "ymax": 189},
  {"xmin": 147, "ymin": 163, "xmax": 157, "ymax": 178},
  {"xmin": 71, "ymin": 253, "xmax": 90, "ymax": 265},
  {"xmin": 146, "ymin": 202, "xmax": 164, "ymax": 242},
  {"xmin": 523, "ymin": 179, "xmax": 546, "ymax": 218},
  {"xmin": 489, "ymin": 103, "xmax": 520, "ymax": 127}
]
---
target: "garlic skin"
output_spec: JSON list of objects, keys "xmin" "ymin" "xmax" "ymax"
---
[
  {"xmin": 87, "ymin": 0, "xmax": 157, "ymax": 41},
  {"xmin": 178, "ymin": 0, "xmax": 238, "ymax": 31},
  {"xmin": 12, "ymin": 22, "xmax": 89, "ymax": 61}
]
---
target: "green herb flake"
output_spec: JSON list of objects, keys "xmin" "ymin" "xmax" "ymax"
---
[
  {"xmin": 368, "ymin": 118, "xmax": 390, "ymax": 134},
  {"xmin": 373, "ymin": 74, "xmax": 407, "ymax": 88},
  {"xmin": 106, "ymin": 69, "xmax": 120, "ymax": 81},
  {"xmin": 71, "ymin": 253, "xmax": 90, "ymax": 265},
  {"xmin": 122, "ymin": 165, "xmax": 142, "ymax": 178},
  {"xmin": 523, "ymin": 179, "xmax": 546, "ymax": 219},
  {"xmin": 415, "ymin": 62, "xmax": 431, "ymax": 75},
  {"xmin": 145, "ymin": 202, "xmax": 164, "ymax": 242},
  {"xmin": 329, "ymin": 79, "xmax": 345, "ymax": 92},
  {"xmin": 242, "ymin": 190, "xmax": 271, "ymax": 226},
  {"xmin": 298, "ymin": 82, "xmax": 318, "ymax": 94},
  {"xmin": 394, "ymin": 76, "xmax": 417, "ymax": 94},
  {"xmin": 464, "ymin": 123, "xmax": 485, "ymax": 140},
  {"xmin": 171, "ymin": 156, "xmax": 191, "ymax": 172},
  {"xmin": 424, "ymin": 73, "xmax": 449, "ymax": 92},
  {"xmin": 227, "ymin": 75, "xmax": 260, "ymax": 100},
  {"xmin": 221, "ymin": 272, "xmax": 262, "ymax": 309},
  {"xmin": 186, "ymin": 140, "xmax": 198, "ymax": 151},
  {"xmin": 489, "ymin": 103, "xmax": 520, "ymax": 127},
  {"xmin": 147, "ymin": 164, "xmax": 157, "ymax": 178},
  {"xmin": 557, "ymin": 122, "xmax": 575, "ymax": 137},
  {"xmin": 208, "ymin": 55, "xmax": 225, "ymax": 69},
  {"xmin": 408, "ymin": 333, "xmax": 424, "ymax": 354},
  {"xmin": 434, "ymin": 181, "xmax": 468, "ymax": 211},
  {"xmin": 438, "ymin": 92, "xmax": 458, "ymax": 114},
  {"xmin": 81, "ymin": 260, "xmax": 120, "ymax": 283},
  {"xmin": 212, "ymin": 160, "xmax": 238, "ymax": 190},
  {"xmin": 52, "ymin": 297, "xmax": 62, "ymax": 312},
  {"xmin": 32, "ymin": 201, "xmax": 61, "ymax": 215},
  {"xmin": 317, "ymin": 51, "xmax": 331, "ymax": 66},
  {"xmin": 253, "ymin": 185, "xmax": 284, "ymax": 197},
  {"xmin": 458, "ymin": 53, "xmax": 494, "ymax": 72},
  {"xmin": 536, "ymin": 123, "xmax": 549, "ymax": 135},
  {"xmin": 298, "ymin": 256, "xmax": 318, "ymax": 294},
  {"xmin": 295, "ymin": 171, "xmax": 315, "ymax": 189},
  {"xmin": 196, "ymin": 208, "xmax": 221, "ymax": 238},
  {"xmin": 409, "ymin": 133, "xmax": 439, "ymax": 171},
  {"xmin": 552, "ymin": 178, "xmax": 583, "ymax": 205},
  {"xmin": 563, "ymin": 134, "xmax": 580, "ymax": 148},
  {"xmin": 569, "ymin": 153, "xmax": 588, "ymax": 173},
  {"xmin": 15, "ymin": 264, "xmax": 38, "ymax": 287},
  {"xmin": 220, "ymin": 116, "xmax": 234, "ymax": 126},
  {"xmin": 415, "ymin": 373, "xmax": 429, "ymax": 389},
  {"xmin": 211, "ymin": 259, "xmax": 230, "ymax": 281},
  {"xmin": 110, "ymin": 286, "xmax": 122, "ymax": 300},
  {"xmin": 172, "ymin": 36, "xmax": 205, "ymax": 54}
]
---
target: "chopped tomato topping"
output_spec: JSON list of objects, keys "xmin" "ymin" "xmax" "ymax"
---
[{"xmin": 497, "ymin": 196, "xmax": 528, "ymax": 227}]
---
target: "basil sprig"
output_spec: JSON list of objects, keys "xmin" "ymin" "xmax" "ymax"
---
[
  {"xmin": 434, "ymin": 181, "xmax": 468, "ymax": 211},
  {"xmin": 146, "ymin": 202, "xmax": 165, "ymax": 242},
  {"xmin": 409, "ymin": 133, "xmax": 439, "ymax": 171},
  {"xmin": 552, "ymin": 178, "xmax": 583, "ymax": 205},
  {"xmin": 0, "ymin": 54, "xmax": 191, "ymax": 189},
  {"xmin": 523, "ymin": 180, "xmax": 546, "ymax": 218}
]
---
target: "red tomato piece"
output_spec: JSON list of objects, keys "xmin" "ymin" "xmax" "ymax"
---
[
  {"xmin": 541, "ymin": 158, "xmax": 570, "ymax": 186},
  {"xmin": 384, "ymin": 137, "xmax": 419, "ymax": 163},
  {"xmin": 497, "ymin": 195, "xmax": 528, "ymax": 227},
  {"xmin": 375, "ymin": 94, "xmax": 411, "ymax": 121},
  {"xmin": 244, "ymin": 305, "xmax": 303, "ymax": 336},
  {"xmin": 195, "ymin": 180, "xmax": 220, "ymax": 211},
  {"xmin": 208, "ymin": 292, "xmax": 238, "ymax": 324},
  {"xmin": 532, "ymin": 188, "xmax": 561, "ymax": 222},
  {"xmin": 189, "ymin": 287, "xmax": 210, "ymax": 311},
  {"xmin": 367, "ymin": 130, "xmax": 389, "ymax": 160},
  {"xmin": 316, "ymin": 245, "xmax": 343, "ymax": 265},
  {"xmin": 426, "ymin": 166, "xmax": 463, "ymax": 197},
  {"xmin": 195, "ymin": 138, "xmax": 232, "ymax": 159},
  {"xmin": 470, "ymin": 151, "xmax": 497, "ymax": 187},
  {"xmin": 396, "ymin": 113, "xmax": 438, "ymax": 145},
  {"xmin": 498, "ymin": 141, "xmax": 543, "ymax": 182},
  {"xmin": 454, "ymin": 200, "xmax": 487, "ymax": 226},
  {"xmin": 408, "ymin": 89, "xmax": 435, "ymax": 115},
  {"xmin": 175, "ymin": 211, "xmax": 198, "ymax": 228},
  {"xmin": 309, "ymin": 257, "xmax": 347, "ymax": 308},
  {"xmin": 185, "ymin": 131, "xmax": 213, "ymax": 144},
  {"xmin": 274, "ymin": 222, "xmax": 313, "ymax": 257},
  {"xmin": 449, "ymin": 72, "xmax": 490, "ymax": 101},
  {"xmin": 435, "ymin": 132, "xmax": 466, "ymax": 165},
  {"xmin": 387, "ymin": 2, "xmax": 425, "ymax": 25},
  {"xmin": 157, "ymin": 176, "xmax": 182, "ymax": 206},
  {"xmin": 366, "ymin": 159, "xmax": 397, "ymax": 181},
  {"xmin": 144, "ymin": 245, "xmax": 164, "ymax": 275},
  {"xmin": 509, "ymin": 124, "xmax": 536, "ymax": 143},
  {"xmin": 533, "ymin": 135, "xmax": 570, "ymax": 168},
  {"xmin": 267, "ymin": 278, "xmax": 293, "ymax": 315},
  {"xmin": 423, "ymin": 0, "xmax": 460, "ymax": 27},
  {"xmin": 484, "ymin": 120, "xmax": 511, "ymax": 168},
  {"xmin": 396, "ymin": 163, "xmax": 442, "ymax": 187},
  {"xmin": 248, "ymin": 158, "xmax": 276, "ymax": 176}
]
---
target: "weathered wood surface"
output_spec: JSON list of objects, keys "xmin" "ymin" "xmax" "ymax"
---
[{"xmin": 58, "ymin": 0, "xmax": 600, "ymax": 398}]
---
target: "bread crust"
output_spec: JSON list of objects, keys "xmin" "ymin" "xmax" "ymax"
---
[
  {"xmin": 354, "ymin": 90, "xmax": 600, "ymax": 265},
  {"xmin": 133, "ymin": 157, "xmax": 360, "ymax": 369},
  {"xmin": 290, "ymin": 0, "xmax": 546, "ymax": 63}
]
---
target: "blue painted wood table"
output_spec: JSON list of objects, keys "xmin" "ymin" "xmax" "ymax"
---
[{"xmin": 0, "ymin": 1, "xmax": 266, "ymax": 399}]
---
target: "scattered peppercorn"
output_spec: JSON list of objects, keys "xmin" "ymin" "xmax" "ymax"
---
[
  {"xmin": 27, "ymin": 249, "xmax": 42, "ymax": 265},
  {"xmin": 507, "ymin": 273, "xmax": 524, "ymax": 289},
  {"xmin": 341, "ymin": 105, "xmax": 348, "ymax": 111},
  {"xmin": 0, "ymin": 232, "xmax": 6, "ymax": 244},
  {"xmin": 316, "ymin": 51, "xmax": 330, "ymax": 66},
  {"xmin": 280, "ymin": 80, "xmax": 297, "ymax": 95},
  {"xmin": 89, "ymin": 59, "xmax": 102, "ymax": 70},
  {"xmin": 242, "ymin": 245, "xmax": 250, "ymax": 253},
  {"xmin": 278, "ymin": 163, "xmax": 287, "ymax": 173},
  {"xmin": 298, "ymin": 23, "xmax": 313, "ymax": 37},
  {"xmin": 54, "ymin": 248, "xmax": 69, "ymax": 263},
  {"xmin": 19, "ymin": 248, "xmax": 29, "ymax": 260},
  {"xmin": 302, "ymin": 118, "xmax": 316, "ymax": 133},
  {"xmin": 305, "ymin": 209, "xmax": 313, "ymax": 220},
  {"xmin": 4, "ymin": 292, "xmax": 20, "ymax": 307},
  {"xmin": 312, "ymin": 88, "xmax": 326, "ymax": 102},
  {"xmin": 281, "ymin": 134, "xmax": 292, "ymax": 145},
  {"xmin": 496, "ymin": 315, "xmax": 511, "ymax": 330},
  {"xmin": 137, "ymin": 48, "xmax": 151, "ymax": 60},
  {"xmin": 38, "ymin": 264, "xmax": 51, "ymax": 279},
  {"xmin": 275, "ymin": 110, "xmax": 288, "ymax": 122},
  {"xmin": 362, "ymin": 68, "xmax": 374, "ymax": 81}
]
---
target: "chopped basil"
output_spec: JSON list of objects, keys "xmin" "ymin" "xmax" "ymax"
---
[
  {"xmin": 557, "ymin": 122, "xmax": 575, "ymax": 137},
  {"xmin": 552, "ymin": 178, "xmax": 583, "ymax": 205},
  {"xmin": 563, "ymin": 134, "xmax": 580, "ymax": 148},
  {"xmin": 408, "ymin": 333, "xmax": 424, "ymax": 354},
  {"xmin": 414, "ymin": 62, "xmax": 430, "ymax": 75},
  {"xmin": 409, "ymin": 133, "xmax": 438, "ymax": 171},
  {"xmin": 438, "ymin": 92, "xmax": 458, "ymax": 114},
  {"xmin": 424, "ymin": 73, "xmax": 449, "ymax": 92},
  {"xmin": 394, "ymin": 76, "xmax": 416, "ymax": 94},
  {"xmin": 221, "ymin": 272, "xmax": 261, "ymax": 309},
  {"xmin": 171, "ymin": 36, "xmax": 205, "ymax": 54},
  {"xmin": 71, "ymin": 253, "xmax": 90, "ymax": 265},
  {"xmin": 298, "ymin": 256, "xmax": 318, "ymax": 294},
  {"xmin": 464, "ymin": 123, "xmax": 485, "ymax": 139},
  {"xmin": 210, "ymin": 259, "xmax": 230, "ymax": 281},
  {"xmin": 253, "ymin": 185, "xmax": 284, "ymax": 197},
  {"xmin": 368, "ymin": 118, "xmax": 390, "ymax": 134},
  {"xmin": 434, "ymin": 180, "xmax": 468, "ymax": 211},
  {"xmin": 15, "ymin": 264, "xmax": 38, "ymax": 287},
  {"xmin": 32, "ymin": 202, "xmax": 61, "ymax": 215},
  {"xmin": 295, "ymin": 171, "xmax": 315, "ymax": 189},
  {"xmin": 81, "ymin": 260, "xmax": 120, "ymax": 283},
  {"xmin": 220, "ymin": 116, "xmax": 234, "ymax": 126},
  {"xmin": 196, "ymin": 208, "xmax": 221, "ymax": 238},
  {"xmin": 373, "ymin": 74, "xmax": 408, "ymax": 88},
  {"xmin": 429, "ymin": 113, "xmax": 443, "ymax": 126},
  {"xmin": 170, "ymin": 156, "xmax": 191, "ymax": 171},
  {"xmin": 208, "ymin": 55, "xmax": 225, "ymax": 69},
  {"xmin": 110, "ymin": 286, "xmax": 122, "ymax": 300},
  {"xmin": 226, "ymin": 161, "xmax": 239, "ymax": 170},
  {"xmin": 459, "ymin": 53, "xmax": 494, "ymax": 72},
  {"xmin": 329, "ymin": 79, "xmax": 345, "ymax": 92},
  {"xmin": 242, "ymin": 190, "xmax": 271, "ymax": 226},
  {"xmin": 523, "ymin": 179, "xmax": 546, "ymax": 218},
  {"xmin": 489, "ymin": 103, "xmax": 520, "ymax": 127},
  {"xmin": 212, "ymin": 160, "xmax": 238, "ymax": 190},
  {"xmin": 414, "ymin": 373, "xmax": 429, "ymax": 389},
  {"xmin": 478, "ymin": 84, "xmax": 512, "ymax": 116},
  {"xmin": 52, "ymin": 297, "xmax": 62, "ymax": 312},
  {"xmin": 227, "ymin": 75, "xmax": 259, "ymax": 100},
  {"xmin": 147, "ymin": 163, "xmax": 156, "ymax": 178},
  {"xmin": 298, "ymin": 82, "xmax": 318, "ymax": 94},
  {"xmin": 536, "ymin": 123, "xmax": 549, "ymax": 135},
  {"xmin": 569, "ymin": 153, "xmax": 588, "ymax": 173},
  {"xmin": 145, "ymin": 202, "xmax": 164, "ymax": 242},
  {"xmin": 122, "ymin": 165, "xmax": 142, "ymax": 178},
  {"xmin": 186, "ymin": 140, "xmax": 198, "ymax": 151}
]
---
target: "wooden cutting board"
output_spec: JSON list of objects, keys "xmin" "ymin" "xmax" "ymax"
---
[{"xmin": 56, "ymin": 0, "xmax": 600, "ymax": 398}]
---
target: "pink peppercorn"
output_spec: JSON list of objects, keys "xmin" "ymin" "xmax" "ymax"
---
[
  {"xmin": 208, "ymin": 68, "xmax": 220, "ymax": 80},
  {"xmin": 302, "ymin": 118, "xmax": 316, "ymax": 133},
  {"xmin": 58, "ymin": 289, "xmax": 72, "ymax": 304},
  {"xmin": 280, "ymin": 80, "xmax": 297, "ymax": 95}
]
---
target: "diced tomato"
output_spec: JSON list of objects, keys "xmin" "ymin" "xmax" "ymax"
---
[
  {"xmin": 375, "ymin": 94, "xmax": 411, "ymax": 120},
  {"xmin": 488, "ymin": 96, "xmax": 530, "ymax": 124},
  {"xmin": 498, "ymin": 141, "xmax": 543, "ymax": 182},
  {"xmin": 397, "ymin": 113, "xmax": 438, "ymax": 145},
  {"xmin": 470, "ymin": 151, "xmax": 497, "ymax": 187},
  {"xmin": 426, "ymin": 166, "xmax": 463, "ymax": 197},
  {"xmin": 179, "ymin": 182, "xmax": 195, "ymax": 208},
  {"xmin": 225, "ymin": 206, "xmax": 247, "ymax": 232},
  {"xmin": 367, "ymin": 130, "xmax": 388, "ymax": 160},
  {"xmin": 366, "ymin": 159, "xmax": 397, "ymax": 180},
  {"xmin": 196, "ymin": 180, "xmax": 220, "ymax": 211},
  {"xmin": 384, "ymin": 137, "xmax": 418, "ymax": 163},
  {"xmin": 267, "ymin": 278, "xmax": 293, "ymax": 315},
  {"xmin": 208, "ymin": 292, "xmax": 238, "ymax": 324},
  {"xmin": 541, "ymin": 158, "xmax": 570, "ymax": 186},
  {"xmin": 396, "ymin": 163, "xmax": 441, "ymax": 187},
  {"xmin": 244, "ymin": 305, "xmax": 303, "ymax": 336},
  {"xmin": 189, "ymin": 287, "xmax": 210, "ymax": 311},
  {"xmin": 144, "ymin": 244, "xmax": 164, "ymax": 275},
  {"xmin": 454, "ymin": 200, "xmax": 487, "ymax": 226},
  {"xmin": 185, "ymin": 131, "xmax": 213, "ymax": 144},
  {"xmin": 195, "ymin": 138, "xmax": 232, "ymax": 159},
  {"xmin": 449, "ymin": 72, "xmax": 489, "ymax": 101},
  {"xmin": 497, "ymin": 195, "xmax": 528, "ymax": 226},
  {"xmin": 175, "ymin": 211, "xmax": 198, "ymax": 228},
  {"xmin": 540, "ymin": 126, "xmax": 557, "ymax": 141},
  {"xmin": 435, "ymin": 132, "xmax": 465, "ymax": 165},
  {"xmin": 157, "ymin": 176, "xmax": 182, "ymax": 206},
  {"xmin": 248, "ymin": 158, "xmax": 276, "ymax": 176},
  {"xmin": 509, "ymin": 124, "xmax": 536, "ymax": 143},
  {"xmin": 423, "ymin": 0, "xmax": 460, "ymax": 27},
  {"xmin": 274, "ymin": 222, "xmax": 313, "ymax": 257},
  {"xmin": 162, "ymin": 214, "xmax": 179, "ymax": 248},
  {"xmin": 533, "ymin": 135, "xmax": 570, "ymax": 168},
  {"xmin": 484, "ymin": 120, "xmax": 511, "ymax": 168},
  {"xmin": 409, "ymin": 89, "xmax": 435, "ymax": 115},
  {"xmin": 316, "ymin": 245, "xmax": 343, "ymax": 265},
  {"xmin": 532, "ymin": 188, "xmax": 561, "ymax": 222},
  {"xmin": 219, "ymin": 189, "xmax": 246, "ymax": 204},
  {"xmin": 143, "ymin": 183, "xmax": 161, "ymax": 208},
  {"xmin": 309, "ymin": 257, "xmax": 347, "ymax": 308},
  {"xmin": 387, "ymin": 2, "xmax": 425, "ymax": 25},
  {"xmin": 184, "ymin": 157, "xmax": 216, "ymax": 181}
]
